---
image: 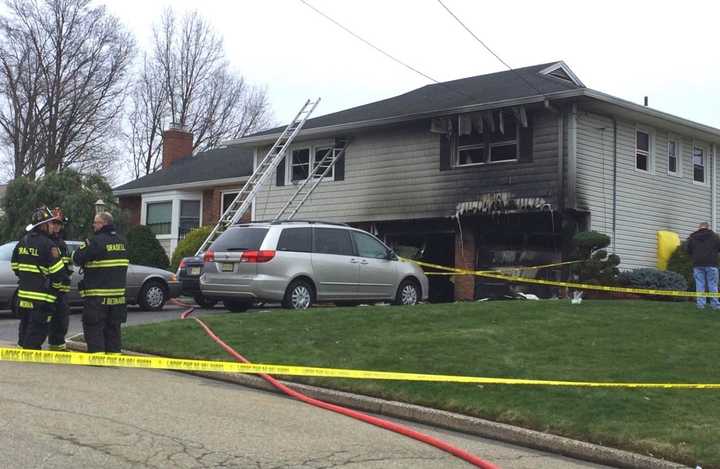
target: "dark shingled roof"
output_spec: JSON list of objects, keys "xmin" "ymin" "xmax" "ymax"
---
[
  {"xmin": 114, "ymin": 145, "xmax": 253, "ymax": 192},
  {"xmin": 251, "ymin": 62, "xmax": 582, "ymax": 137}
]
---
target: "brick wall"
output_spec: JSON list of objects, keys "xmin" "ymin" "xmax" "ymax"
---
[
  {"xmin": 453, "ymin": 227, "xmax": 476, "ymax": 301},
  {"xmin": 162, "ymin": 129, "xmax": 193, "ymax": 169},
  {"xmin": 202, "ymin": 186, "xmax": 252, "ymax": 226}
]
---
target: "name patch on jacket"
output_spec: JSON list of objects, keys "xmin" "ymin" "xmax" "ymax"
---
[
  {"xmin": 106, "ymin": 243, "xmax": 126, "ymax": 252},
  {"xmin": 18, "ymin": 247, "xmax": 39, "ymax": 256}
]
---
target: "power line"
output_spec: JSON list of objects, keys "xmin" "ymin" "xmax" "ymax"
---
[
  {"xmin": 436, "ymin": 0, "xmax": 547, "ymax": 98},
  {"xmin": 299, "ymin": 0, "xmax": 441, "ymax": 85},
  {"xmin": 298, "ymin": 0, "xmax": 477, "ymax": 102}
]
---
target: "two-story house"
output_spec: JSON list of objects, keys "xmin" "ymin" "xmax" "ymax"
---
[{"xmin": 115, "ymin": 61, "xmax": 720, "ymax": 301}]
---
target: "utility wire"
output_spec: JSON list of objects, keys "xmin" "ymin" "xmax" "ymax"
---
[
  {"xmin": 299, "ymin": 0, "xmax": 441, "ymax": 84},
  {"xmin": 298, "ymin": 0, "xmax": 478, "ymax": 102},
  {"xmin": 436, "ymin": 0, "xmax": 548, "ymax": 98}
]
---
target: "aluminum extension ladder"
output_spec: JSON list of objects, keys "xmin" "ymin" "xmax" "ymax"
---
[
  {"xmin": 272, "ymin": 139, "xmax": 350, "ymax": 222},
  {"xmin": 195, "ymin": 98, "xmax": 320, "ymax": 255}
]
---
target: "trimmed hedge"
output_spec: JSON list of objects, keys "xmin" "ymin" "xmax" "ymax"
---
[
  {"xmin": 126, "ymin": 225, "xmax": 170, "ymax": 270},
  {"xmin": 170, "ymin": 225, "xmax": 213, "ymax": 271},
  {"xmin": 618, "ymin": 268, "xmax": 688, "ymax": 292}
]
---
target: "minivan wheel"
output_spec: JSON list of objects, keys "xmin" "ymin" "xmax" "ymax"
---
[
  {"xmin": 394, "ymin": 279, "xmax": 419, "ymax": 306},
  {"xmin": 223, "ymin": 299, "xmax": 252, "ymax": 313},
  {"xmin": 283, "ymin": 279, "xmax": 314, "ymax": 310}
]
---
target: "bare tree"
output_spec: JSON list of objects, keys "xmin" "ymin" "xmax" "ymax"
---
[
  {"xmin": 125, "ymin": 55, "xmax": 167, "ymax": 178},
  {"xmin": 126, "ymin": 8, "xmax": 272, "ymax": 177},
  {"xmin": 0, "ymin": 0, "xmax": 135, "ymax": 179}
]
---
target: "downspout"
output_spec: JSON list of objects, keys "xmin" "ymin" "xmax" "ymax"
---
[
  {"xmin": 557, "ymin": 112, "xmax": 564, "ymax": 210},
  {"xmin": 713, "ymin": 144, "xmax": 717, "ymax": 230},
  {"xmin": 567, "ymin": 104, "xmax": 577, "ymax": 210},
  {"xmin": 612, "ymin": 117, "xmax": 618, "ymax": 252}
]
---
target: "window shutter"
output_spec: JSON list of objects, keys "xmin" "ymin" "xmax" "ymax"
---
[
  {"xmin": 440, "ymin": 135, "xmax": 452, "ymax": 170},
  {"xmin": 334, "ymin": 137, "xmax": 347, "ymax": 181},
  {"xmin": 518, "ymin": 124, "xmax": 533, "ymax": 163},
  {"xmin": 276, "ymin": 156, "xmax": 285, "ymax": 186}
]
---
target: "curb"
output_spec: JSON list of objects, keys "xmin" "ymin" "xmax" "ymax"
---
[{"xmin": 65, "ymin": 338, "xmax": 687, "ymax": 469}]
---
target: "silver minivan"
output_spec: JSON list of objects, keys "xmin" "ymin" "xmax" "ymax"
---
[{"xmin": 199, "ymin": 221, "xmax": 429, "ymax": 311}]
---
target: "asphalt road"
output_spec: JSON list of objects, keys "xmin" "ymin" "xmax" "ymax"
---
[
  {"xmin": 0, "ymin": 302, "xmax": 611, "ymax": 468},
  {"xmin": 0, "ymin": 360, "xmax": 610, "ymax": 469}
]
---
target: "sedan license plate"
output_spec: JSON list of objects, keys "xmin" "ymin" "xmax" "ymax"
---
[
  {"xmin": 221, "ymin": 263, "xmax": 234, "ymax": 272},
  {"xmin": 189, "ymin": 267, "xmax": 201, "ymax": 276}
]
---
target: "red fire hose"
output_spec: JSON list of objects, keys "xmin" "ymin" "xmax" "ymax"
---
[{"xmin": 172, "ymin": 299, "xmax": 500, "ymax": 468}]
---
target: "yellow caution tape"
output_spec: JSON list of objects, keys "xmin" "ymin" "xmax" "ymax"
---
[
  {"xmin": 0, "ymin": 348, "xmax": 718, "ymax": 388},
  {"xmin": 417, "ymin": 259, "xmax": 582, "ymax": 275},
  {"xmin": 403, "ymin": 257, "xmax": 719, "ymax": 299}
]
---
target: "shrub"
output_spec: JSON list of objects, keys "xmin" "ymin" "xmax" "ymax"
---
[
  {"xmin": 667, "ymin": 242, "xmax": 694, "ymax": 290},
  {"xmin": 126, "ymin": 225, "xmax": 170, "ymax": 270},
  {"xmin": 170, "ymin": 225, "xmax": 213, "ymax": 271},
  {"xmin": 570, "ymin": 231, "xmax": 620, "ymax": 285},
  {"xmin": 618, "ymin": 268, "xmax": 688, "ymax": 292}
]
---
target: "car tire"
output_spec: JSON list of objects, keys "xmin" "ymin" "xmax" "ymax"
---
[
  {"xmin": 393, "ymin": 279, "xmax": 420, "ymax": 306},
  {"xmin": 138, "ymin": 280, "xmax": 167, "ymax": 311},
  {"xmin": 282, "ymin": 279, "xmax": 314, "ymax": 310},
  {"xmin": 193, "ymin": 294, "xmax": 218, "ymax": 309},
  {"xmin": 223, "ymin": 299, "xmax": 252, "ymax": 313}
]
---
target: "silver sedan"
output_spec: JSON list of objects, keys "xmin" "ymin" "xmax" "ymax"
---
[{"xmin": 0, "ymin": 241, "xmax": 181, "ymax": 315}]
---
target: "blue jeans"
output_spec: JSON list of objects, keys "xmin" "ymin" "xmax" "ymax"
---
[{"xmin": 694, "ymin": 267, "xmax": 720, "ymax": 308}]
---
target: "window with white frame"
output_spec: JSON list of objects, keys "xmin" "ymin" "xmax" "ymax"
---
[
  {"xmin": 456, "ymin": 112, "xmax": 518, "ymax": 166},
  {"xmin": 286, "ymin": 145, "xmax": 336, "ymax": 183},
  {"xmin": 667, "ymin": 138, "xmax": 679, "ymax": 174},
  {"xmin": 313, "ymin": 147, "xmax": 335, "ymax": 179},
  {"xmin": 179, "ymin": 200, "xmax": 200, "ymax": 237},
  {"xmin": 635, "ymin": 130, "xmax": 650, "ymax": 171},
  {"xmin": 221, "ymin": 191, "xmax": 239, "ymax": 217},
  {"xmin": 290, "ymin": 148, "xmax": 310, "ymax": 182},
  {"xmin": 693, "ymin": 145, "xmax": 705, "ymax": 183},
  {"xmin": 146, "ymin": 202, "xmax": 172, "ymax": 235}
]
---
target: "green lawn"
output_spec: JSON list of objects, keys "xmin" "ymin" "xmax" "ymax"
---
[{"xmin": 123, "ymin": 300, "xmax": 720, "ymax": 467}]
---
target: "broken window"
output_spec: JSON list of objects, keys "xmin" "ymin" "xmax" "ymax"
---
[{"xmin": 456, "ymin": 111, "xmax": 518, "ymax": 166}]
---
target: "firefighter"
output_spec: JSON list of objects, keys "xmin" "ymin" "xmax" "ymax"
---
[
  {"xmin": 48, "ymin": 207, "xmax": 72, "ymax": 351},
  {"xmin": 72, "ymin": 211, "xmax": 129, "ymax": 353},
  {"xmin": 12, "ymin": 206, "xmax": 69, "ymax": 349}
]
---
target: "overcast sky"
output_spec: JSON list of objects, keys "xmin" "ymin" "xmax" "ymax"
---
[{"xmin": 103, "ymin": 0, "xmax": 720, "ymax": 130}]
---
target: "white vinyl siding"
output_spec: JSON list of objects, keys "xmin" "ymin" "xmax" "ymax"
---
[
  {"xmin": 576, "ymin": 111, "xmax": 713, "ymax": 269},
  {"xmin": 255, "ymin": 111, "xmax": 560, "ymax": 223}
]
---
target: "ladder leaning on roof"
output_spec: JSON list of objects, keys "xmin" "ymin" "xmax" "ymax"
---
[
  {"xmin": 272, "ymin": 138, "xmax": 351, "ymax": 222},
  {"xmin": 195, "ymin": 98, "xmax": 321, "ymax": 255}
]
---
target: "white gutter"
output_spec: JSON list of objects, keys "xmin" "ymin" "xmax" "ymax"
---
[
  {"xmin": 226, "ymin": 88, "xmax": 720, "ymax": 148},
  {"xmin": 114, "ymin": 175, "xmax": 250, "ymax": 196}
]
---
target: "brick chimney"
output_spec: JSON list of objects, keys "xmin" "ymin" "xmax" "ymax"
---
[{"xmin": 162, "ymin": 123, "xmax": 193, "ymax": 169}]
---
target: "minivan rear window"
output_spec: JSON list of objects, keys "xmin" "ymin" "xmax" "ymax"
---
[{"xmin": 210, "ymin": 227, "xmax": 269, "ymax": 252}]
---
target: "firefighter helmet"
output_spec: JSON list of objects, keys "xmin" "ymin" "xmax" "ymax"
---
[{"xmin": 26, "ymin": 206, "xmax": 59, "ymax": 232}]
